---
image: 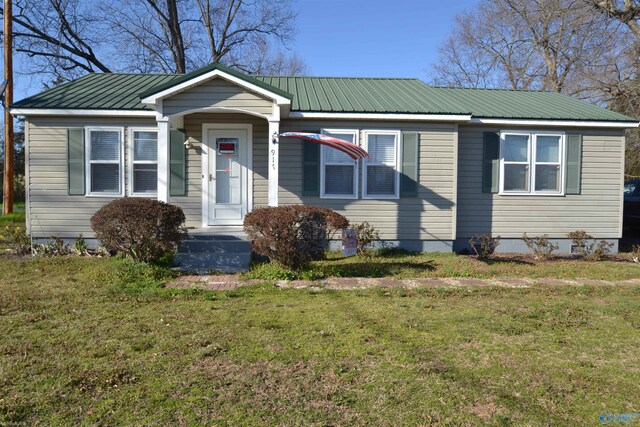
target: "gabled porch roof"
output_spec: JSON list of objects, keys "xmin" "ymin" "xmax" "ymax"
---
[{"xmin": 138, "ymin": 62, "xmax": 292, "ymax": 103}]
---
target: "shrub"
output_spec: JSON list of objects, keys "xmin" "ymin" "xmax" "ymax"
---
[
  {"xmin": 567, "ymin": 230, "xmax": 614, "ymax": 261},
  {"xmin": 1, "ymin": 225, "xmax": 31, "ymax": 255},
  {"xmin": 522, "ymin": 233, "xmax": 559, "ymax": 259},
  {"xmin": 73, "ymin": 234, "xmax": 89, "ymax": 256},
  {"xmin": 91, "ymin": 198, "xmax": 186, "ymax": 263},
  {"xmin": 468, "ymin": 233, "xmax": 501, "ymax": 260},
  {"xmin": 243, "ymin": 205, "xmax": 349, "ymax": 270},
  {"xmin": 354, "ymin": 221, "xmax": 380, "ymax": 256},
  {"xmin": 33, "ymin": 235, "xmax": 72, "ymax": 256},
  {"xmin": 633, "ymin": 245, "xmax": 640, "ymax": 263}
]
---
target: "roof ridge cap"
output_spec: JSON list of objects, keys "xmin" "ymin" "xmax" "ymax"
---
[{"xmin": 428, "ymin": 85, "xmax": 548, "ymax": 93}]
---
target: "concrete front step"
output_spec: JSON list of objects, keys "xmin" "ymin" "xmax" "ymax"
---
[
  {"xmin": 173, "ymin": 252, "xmax": 252, "ymax": 274},
  {"xmin": 178, "ymin": 240, "xmax": 250, "ymax": 254},
  {"xmin": 174, "ymin": 232, "xmax": 252, "ymax": 273}
]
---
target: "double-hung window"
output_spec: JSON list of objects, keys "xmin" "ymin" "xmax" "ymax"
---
[
  {"xmin": 320, "ymin": 128, "xmax": 359, "ymax": 198},
  {"xmin": 86, "ymin": 127, "xmax": 124, "ymax": 196},
  {"xmin": 129, "ymin": 128, "xmax": 158, "ymax": 195},
  {"xmin": 500, "ymin": 131, "xmax": 564, "ymax": 195},
  {"xmin": 363, "ymin": 130, "xmax": 401, "ymax": 199}
]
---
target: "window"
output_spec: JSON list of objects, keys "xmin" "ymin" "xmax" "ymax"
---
[
  {"xmin": 129, "ymin": 128, "xmax": 158, "ymax": 195},
  {"xmin": 500, "ymin": 131, "xmax": 564, "ymax": 195},
  {"xmin": 86, "ymin": 127, "xmax": 124, "ymax": 195},
  {"xmin": 363, "ymin": 130, "xmax": 400, "ymax": 199},
  {"xmin": 320, "ymin": 129, "xmax": 359, "ymax": 198}
]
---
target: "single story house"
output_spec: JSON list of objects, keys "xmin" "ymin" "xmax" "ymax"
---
[{"xmin": 11, "ymin": 63, "xmax": 639, "ymax": 256}]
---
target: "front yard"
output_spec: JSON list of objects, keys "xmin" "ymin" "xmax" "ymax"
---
[{"xmin": 1, "ymin": 255, "xmax": 639, "ymax": 425}]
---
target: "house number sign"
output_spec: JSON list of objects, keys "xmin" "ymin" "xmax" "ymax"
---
[{"xmin": 271, "ymin": 149, "xmax": 276, "ymax": 170}]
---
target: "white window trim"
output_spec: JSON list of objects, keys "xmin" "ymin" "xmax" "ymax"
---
[
  {"xmin": 320, "ymin": 128, "xmax": 359, "ymax": 199},
  {"xmin": 85, "ymin": 126, "xmax": 125, "ymax": 197},
  {"xmin": 127, "ymin": 127, "xmax": 159, "ymax": 197},
  {"xmin": 499, "ymin": 130, "xmax": 566, "ymax": 196},
  {"xmin": 362, "ymin": 129, "xmax": 401, "ymax": 200}
]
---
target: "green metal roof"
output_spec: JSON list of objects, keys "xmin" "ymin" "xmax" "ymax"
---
[
  {"xmin": 11, "ymin": 66, "xmax": 637, "ymax": 122},
  {"xmin": 256, "ymin": 76, "xmax": 461, "ymax": 115},
  {"xmin": 256, "ymin": 76, "xmax": 635, "ymax": 122},
  {"xmin": 13, "ymin": 73, "xmax": 180, "ymax": 110}
]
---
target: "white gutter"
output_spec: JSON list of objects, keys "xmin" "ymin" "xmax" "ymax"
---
[
  {"xmin": 469, "ymin": 117, "xmax": 639, "ymax": 129},
  {"xmin": 10, "ymin": 108, "xmax": 157, "ymax": 117},
  {"xmin": 287, "ymin": 111, "xmax": 472, "ymax": 122}
]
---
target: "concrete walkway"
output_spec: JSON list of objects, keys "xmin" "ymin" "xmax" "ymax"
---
[{"xmin": 167, "ymin": 275, "xmax": 640, "ymax": 291}]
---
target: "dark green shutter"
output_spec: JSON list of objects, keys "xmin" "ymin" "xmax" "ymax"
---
[
  {"xmin": 565, "ymin": 133, "xmax": 582, "ymax": 195},
  {"xmin": 67, "ymin": 128, "xmax": 85, "ymax": 195},
  {"xmin": 302, "ymin": 134, "xmax": 320, "ymax": 196},
  {"xmin": 482, "ymin": 132, "xmax": 500, "ymax": 193},
  {"xmin": 169, "ymin": 129, "xmax": 186, "ymax": 196},
  {"xmin": 400, "ymin": 132, "xmax": 419, "ymax": 197}
]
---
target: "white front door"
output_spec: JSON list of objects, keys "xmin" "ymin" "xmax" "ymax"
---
[{"xmin": 206, "ymin": 127, "xmax": 249, "ymax": 225}]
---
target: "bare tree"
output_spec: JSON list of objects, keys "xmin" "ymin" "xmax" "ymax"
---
[
  {"xmin": 587, "ymin": 0, "xmax": 640, "ymax": 176},
  {"xmin": 0, "ymin": 0, "xmax": 112, "ymax": 81},
  {"xmin": 2, "ymin": 0, "xmax": 306, "ymax": 80},
  {"xmin": 240, "ymin": 36, "xmax": 308, "ymax": 75},
  {"xmin": 430, "ymin": 0, "xmax": 619, "ymax": 96},
  {"xmin": 590, "ymin": 0, "xmax": 640, "ymax": 38},
  {"xmin": 101, "ymin": 0, "xmax": 200, "ymax": 73},
  {"xmin": 195, "ymin": 0, "xmax": 298, "ymax": 73}
]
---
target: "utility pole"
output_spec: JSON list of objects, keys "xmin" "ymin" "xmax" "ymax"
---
[{"xmin": 2, "ymin": 0, "xmax": 13, "ymax": 215}]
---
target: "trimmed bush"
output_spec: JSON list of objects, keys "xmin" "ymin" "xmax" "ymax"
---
[
  {"xmin": 243, "ymin": 205, "xmax": 349, "ymax": 270},
  {"xmin": 91, "ymin": 198, "xmax": 186, "ymax": 263},
  {"xmin": 567, "ymin": 230, "xmax": 613, "ymax": 261},
  {"xmin": 354, "ymin": 221, "xmax": 380, "ymax": 256},
  {"xmin": 469, "ymin": 233, "xmax": 501, "ymax": 260},
  {"xmin": 522, "ymin": 233, "xmax": 559, "ymax": 259}
]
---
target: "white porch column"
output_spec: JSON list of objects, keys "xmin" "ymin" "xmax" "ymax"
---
[
  {"xmin": 268, "ymin": 119, "xmax": 280, "ymax": 206},
  {"xmin": 157, "ymin": 117, "xmax": 170, "ymax": 203}
]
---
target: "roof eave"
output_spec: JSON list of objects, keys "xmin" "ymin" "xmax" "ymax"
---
[{"xmin": 10, "ymin": 108, "xmax": 156, "ymax": 117}]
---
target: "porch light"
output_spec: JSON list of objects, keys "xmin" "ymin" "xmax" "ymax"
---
[{"xmin": 184, "ymin": 136, "xmax": 197, "ymax": 149}]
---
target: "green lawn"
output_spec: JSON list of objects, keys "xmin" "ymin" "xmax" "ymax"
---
[
  {"xmin": 1, "ymin": 255, "xmax": 639, "ymax": 425},
  {"xmin": 244, "ymin": 249, "xmax": 640, "ymax": 281},
  {"xmin": 0, "ymin": 206, "xmax": 25, "ymax": 227}
]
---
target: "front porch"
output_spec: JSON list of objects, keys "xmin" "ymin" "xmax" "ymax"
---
[
  {"xmin": 132, "ymin": 66, "xmax": 309, "ymax": 272},
  {"xmin": 141, "ymin": 65, "xmax": 289, "ymax": 231},
  {"xmin": 154, "ymin": 109, "xmax": 274, "ymax": 273}
]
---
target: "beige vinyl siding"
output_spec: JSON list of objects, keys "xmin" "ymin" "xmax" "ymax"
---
[
  {"xmin": 27, "ymin": 116, "xmax": 156, "ymax": 238},
  {"xmin": 457, "ymin": 126, "xmax": 624, "ymax": 238},
  {"xmin": 278, "ymin": 120, "xmax": 457, "ymax": 241},
  {"xmin": 170, "ymin": 113, "xmax": 268, "ymax": 227},
  {"xmin": 162, "ymin": 78, "xmax": 274, "ymax": 117}
]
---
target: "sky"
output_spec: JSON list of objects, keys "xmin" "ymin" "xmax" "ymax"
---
[
  {"xmin": 292, "ymin": 0, "xmax": 478, "ymax": 78},
  {"xmin": 10, "ymin": 0, "xmax": 478, "ymax": 102}
]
